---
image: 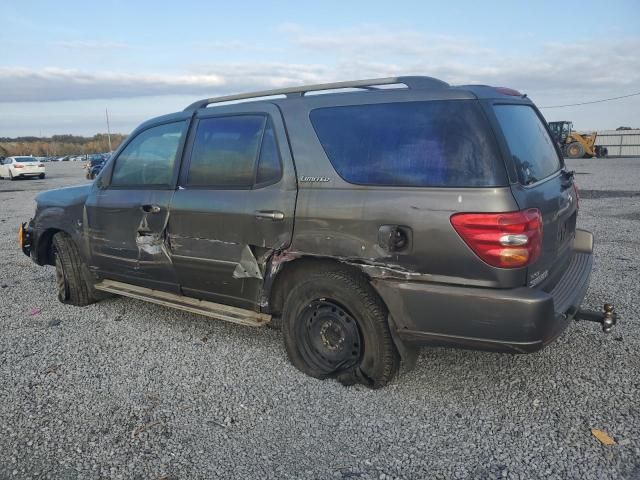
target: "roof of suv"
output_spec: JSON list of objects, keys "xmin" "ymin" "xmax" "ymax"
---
[
  {"xmin": 135, "ymin": 75, "xmax": 533, "ymax": 132},
  {"xmin": 184, "ymin": 76, "xmax": 530, "ymax": 111}
]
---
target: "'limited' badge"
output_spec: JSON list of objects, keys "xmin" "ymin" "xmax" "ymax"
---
[{"xmin": 300, "ymin": 176, "xmax": 330, "ymax": 183}]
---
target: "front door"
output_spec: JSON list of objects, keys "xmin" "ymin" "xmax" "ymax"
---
[
  {"xmin": 167, "ymin": 104, "xmax": 297, "ymax": 310},
  {"xmin": 85, "ymin": 119, "xmax": 189, "ymax": 292}
]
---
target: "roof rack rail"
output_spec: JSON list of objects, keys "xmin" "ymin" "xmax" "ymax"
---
[{"xmin": 183, "ymin": 75, "xmax": 449, "ymax": 112}]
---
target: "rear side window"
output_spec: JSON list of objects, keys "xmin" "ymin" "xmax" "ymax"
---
[
  {"xmin": 309, "ymin": 100, "xmax": 505, "ymax": 187},
  {"xmin": 187, "ymin": 115, "xmax": 267, "ymax": 187},
  {"xmin": 493, "ymin": 105, "xmax": 561, "ymax": 185}
]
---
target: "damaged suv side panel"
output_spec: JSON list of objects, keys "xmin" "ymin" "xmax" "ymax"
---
[
  {"xmin": 277, "ymin": 90, "xmax": 525, "ymax": 288},
  {"xmin": 164, "ymin": 102, "xmax": 297, "ymax": 310},
  {"xmin": 84, "ymin": 117, "xmax": 189, "ymax": 293}
]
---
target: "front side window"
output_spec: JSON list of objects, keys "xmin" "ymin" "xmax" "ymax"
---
[
  {"xmin": 493, "ymin": 105, "xmax": 561, "ymax": 185},
  {"xmin": 187, "ymin": 115, "xmax": 273, "ymax": 187},
  {"xmin": 310, "ymin": 100, "xmax": 505, "ymax": 187},
  {"xmin": 111, "ymin": 121, "xmax": 185, "ymax": 187}
]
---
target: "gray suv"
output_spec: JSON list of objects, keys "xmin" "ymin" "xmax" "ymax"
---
[{"xmin": 19, "ymin": 76, "xmax": 615, "ymax": 388}]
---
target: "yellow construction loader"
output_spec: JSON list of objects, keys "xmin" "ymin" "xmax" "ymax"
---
[{"xmin": 548, "ymin": 121, "xmax": 608, "ymax": 158}]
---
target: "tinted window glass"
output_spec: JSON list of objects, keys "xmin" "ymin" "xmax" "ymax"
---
[
  {"xmin": 188, "ymin": 116, "xmax": 265, "ymax": 187},
  {"xmin": 310, "ymin": 101, "xmax": 504, "ymax": 187},
  {"xmin": 111, "ymin": 121, "xmax": 185, "ymax": 186},
  {"xmin": 255, "ymin": 120, "xmax": 281, "ymax": 184},
  {"xmin": 494, "ymin": 105, "xmax": 561, "ymax": 185}
]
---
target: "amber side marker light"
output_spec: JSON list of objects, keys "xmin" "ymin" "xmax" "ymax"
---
[{"xmin": 18, "ymin": 224, "xmax": 24, "ymax": 248}]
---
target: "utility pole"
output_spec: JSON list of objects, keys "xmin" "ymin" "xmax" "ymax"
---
[{"xmin": 105, "ymin": 108, "xmax": 112, "ymax": 152}]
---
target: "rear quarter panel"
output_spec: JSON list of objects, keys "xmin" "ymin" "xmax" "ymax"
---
[{"xmin": 277, "ymin": 91, "xmax": 527, "ymax": 288}]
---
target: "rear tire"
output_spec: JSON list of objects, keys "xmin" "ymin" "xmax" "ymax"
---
[
  {"xmin": 39, "ymin": 173, "xmax": 45, "ymax": 179},
  {"xmin": 9, "ymin": 171, "xmax": 16, "ymax": 181},
  {"xmin": 566, "ymin": 142, "xmax": 585, "ymax": 159},
  {"xmin": 52, "ymin": 232, "xmax": 101, "ymax": 306},
  {"xmin": 596, "ymin": 147, "xmax": 609, "ymax": 158},
  {"xmin": 282, "ymin": 270, "xmax": 399, "ymax": 388}
]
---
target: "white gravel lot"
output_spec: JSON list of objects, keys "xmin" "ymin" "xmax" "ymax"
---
[{"xmin": 0, "ymin": 160, "xmax": 638, "ymax": 480}]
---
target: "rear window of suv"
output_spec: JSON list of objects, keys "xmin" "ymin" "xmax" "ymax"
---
[
  {"xmin": 493, "ymin": 105, "xmax": 561, "ymax": 185},
  {"xmin": 309, "ymin": 100, "xmax": 506, "ymax": 187}
]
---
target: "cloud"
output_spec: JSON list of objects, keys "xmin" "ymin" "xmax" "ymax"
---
[
  {"xmin": 0, "ymin": 68, "xmax": 227, "ymax": 102},
  {"xmin": 55, "ymin": 40, "xmax": 129, "ymax": 50},
  {"xmin": 280, "ymin": 23, "xmax": 494, "ymax": 59},
  {"xmin": 0, "ymin": 26, "xmax": 638, "ymax": 105}
]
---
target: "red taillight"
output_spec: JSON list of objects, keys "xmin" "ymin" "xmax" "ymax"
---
[
  {"xmin": 14, "ymin": 164, "xmax": 24, "ymax": 169},
  {"xmin": 38, "ymin": 163, "xmax": 45, "ymax": 167},
  {"xmin": 450, "ymin": 209, "xmax": 543, "ymax": 268}
]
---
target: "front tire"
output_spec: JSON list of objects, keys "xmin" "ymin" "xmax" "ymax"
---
[
  {"xmin": 565, "ymin": 142, "xmax": 585, "ymax": 159},
  {"xmin": 282, "ymin": 270, "xmax": 399, "ymax": 388},
  {"xmin": 52, "ymin": 232, "xmax": 100, "ymax": 306}
]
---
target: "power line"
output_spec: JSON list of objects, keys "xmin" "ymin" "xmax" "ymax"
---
[{"xmin": 539, "ymin": 91, "xmax": 640, "ymax": 108}]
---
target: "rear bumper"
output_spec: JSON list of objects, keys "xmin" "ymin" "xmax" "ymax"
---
[
  {"xmin": 373, "ymin": 230, "xmax": 594, "ymax": 353},
  {"xmin": 15, "ymin": 172, "xmax": 44, "ymax": 177}
]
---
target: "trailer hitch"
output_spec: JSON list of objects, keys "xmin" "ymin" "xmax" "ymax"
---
[{"xmin": 575, "ymin": 304, "xmax": 617, "ymax": 333}]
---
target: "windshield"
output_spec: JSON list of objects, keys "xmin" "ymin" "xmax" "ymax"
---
[{"xmin": 494, "ymin": 105, "xmax": 561, "ymax": 185}]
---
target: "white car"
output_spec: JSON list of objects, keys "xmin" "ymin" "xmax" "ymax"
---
[{"xmin": 0, "ymin": 156, "xmax": 46, "ymax": 180}]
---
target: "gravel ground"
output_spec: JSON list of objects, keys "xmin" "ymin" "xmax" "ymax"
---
[{"xmin": 0, "ymin": 160, "xmax": 638, "ymax": 480}]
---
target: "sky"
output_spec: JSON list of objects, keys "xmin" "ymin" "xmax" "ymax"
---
[{"xmin": 0, "ymin": 0, "xmax": 638, "ymax": 136}]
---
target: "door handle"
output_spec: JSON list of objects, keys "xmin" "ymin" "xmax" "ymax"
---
[
  {"xmin": 141, "ymin": 204, "xmax": 161, "ymax": 213},
  {"xmin": 255, "ymin": 210, "xmax": 285, "ymax": 221}
]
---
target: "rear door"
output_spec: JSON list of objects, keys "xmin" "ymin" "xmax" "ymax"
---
[
  {"xmin": 492, "ymin": 104, "xmax": 578, "ymax": 288},
  {"xmin": 167, "ymin": 103, "xmax": 297, "ymax": 310}
]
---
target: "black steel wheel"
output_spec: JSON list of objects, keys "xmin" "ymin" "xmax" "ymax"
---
[
  {"xmin": 282, "ymin": 269, "xmax": 399, "ymax": 388},
  {"xmin": 296, "ymin": 299, "xmax": 362, "ymax": 375}
]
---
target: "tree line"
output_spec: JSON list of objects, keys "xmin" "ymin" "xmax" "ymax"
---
[{"xmin": 0, "ymin": 133, "xmax": 127, "ymax": 157}]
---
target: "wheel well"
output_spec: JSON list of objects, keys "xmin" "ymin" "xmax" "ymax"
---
[
  {"xmin": 38, "ymin": 228, "xmax": 62, "ymax": 266},
  {"xmin": 267, "ymin": 256, "xmax": 370, "ymax": 316}
]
